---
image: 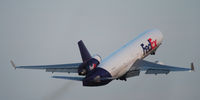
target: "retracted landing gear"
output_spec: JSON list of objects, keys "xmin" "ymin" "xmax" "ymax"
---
[{"xmin": 116, "ymin": 75, "xmax": 127, "ymax": 81}]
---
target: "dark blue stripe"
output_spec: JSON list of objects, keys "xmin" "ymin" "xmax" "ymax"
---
[{"xmin": 83, "ymin": 67, "xmax": 112, "ymax": 86}]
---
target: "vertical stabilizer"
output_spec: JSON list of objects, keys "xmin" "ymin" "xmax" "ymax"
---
[{"xmin": 78, "ymin": 40, "xmax": 92, "ymax": 62}]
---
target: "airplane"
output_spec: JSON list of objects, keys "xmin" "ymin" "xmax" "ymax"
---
[{"xmin": 11, "ymin": 29, "xmax": 195, "ymax": 86}]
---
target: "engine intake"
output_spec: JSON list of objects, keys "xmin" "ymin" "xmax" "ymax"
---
[{"xmin": 78, "ymin": 55, "xmax": 101, "ymax": 75}]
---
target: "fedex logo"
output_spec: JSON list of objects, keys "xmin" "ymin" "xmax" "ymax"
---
[
  {"xmin": 140, "ymin": 38, "xmax": 157, "ymax": 55},
  {"xmin": 89, "ymin": 63, "xmax": 97, "ymax": 70}
]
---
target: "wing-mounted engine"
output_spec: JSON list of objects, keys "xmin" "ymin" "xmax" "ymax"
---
[{"xmin": 77, "ymin": 40, "xmax": 102, "ymax": 75}]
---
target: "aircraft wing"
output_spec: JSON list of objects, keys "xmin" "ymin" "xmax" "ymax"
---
[
  {"xmin": 126, "ymin": 59, "xmax": 194, "ymax": 78},
  {"xmin": 10, "ymin": 60, "xmax": 81, "ymax": 73},
  {"xmin": 52, "ymin": 76, "xmax": 84, "ymax": 81}
]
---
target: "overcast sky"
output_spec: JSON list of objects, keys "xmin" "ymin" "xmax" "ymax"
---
[{"xmin": 0, "ymin": 0, "xmax": 200, "ymax": 100}]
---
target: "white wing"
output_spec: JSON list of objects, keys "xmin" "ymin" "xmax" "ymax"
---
[
  {"xmin": 11, "ymin": 60, "xmax": 81, "ymax": 73},
  {"xmin": 126, "ymin": 59, "xmax": 194, "ymax": 78}
]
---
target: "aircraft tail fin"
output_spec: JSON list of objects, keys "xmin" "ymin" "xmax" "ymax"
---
[{"xmin": 78, "ymin": 40, "xmax": 92, "ymax": 62}]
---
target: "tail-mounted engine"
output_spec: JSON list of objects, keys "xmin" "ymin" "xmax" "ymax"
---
[
  {"xmin": 77, "ymin": 40, "xmax": 102, "ymax": 75},
  {"xmin": 78, "ymin": 55, "xmax": 101, "ymax": 75}
]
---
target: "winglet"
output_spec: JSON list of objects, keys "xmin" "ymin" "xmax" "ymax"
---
[
  {"xmin": 10, "ymin": 60, "xmax": 16, "ymax": 69},
  {"xmin": 190, "ymin": 62, "xmax": 195, "ymax": 71}
]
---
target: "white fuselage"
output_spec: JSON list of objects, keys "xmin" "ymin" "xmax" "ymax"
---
[{"xmin": 99, "ymin": 29, "xmax": 163, "ymax": 78}]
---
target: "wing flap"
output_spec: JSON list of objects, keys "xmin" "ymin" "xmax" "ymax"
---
[
  {"xmin": 11, "ymin": 60, "xmax": 81, "ymax": 73},
  {"xmin": 125, "ymin": 70, "xmax": 140, "ymax": 78},
  {"xmin": 126, "ymin": 59, "xmax": 193, "ymax": 77},
  {"xmin": 145, "ymin": 69, "xmax": 169, "ymax": 74},
  {"xmin": 133, "ymin": 59, "xmax": 192, "ymax": 72}
]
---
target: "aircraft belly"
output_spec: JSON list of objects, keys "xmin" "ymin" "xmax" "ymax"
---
[
  {"xmin": 113, "ymin": 62, "xmax": 133, "ymax": 77},
  {"xmin": 99, "ymin": 48, "xmax": 141, "ymax": 78}
]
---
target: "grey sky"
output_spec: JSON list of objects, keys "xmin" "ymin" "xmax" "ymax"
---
[{"xmin": 0, "ymin": 0, "xmax": 200, "ymax": 100}]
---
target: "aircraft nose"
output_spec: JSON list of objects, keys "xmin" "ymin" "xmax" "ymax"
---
[{"xmin": 155, "ymin": 29, "xmax": 163, "ymax": 44}]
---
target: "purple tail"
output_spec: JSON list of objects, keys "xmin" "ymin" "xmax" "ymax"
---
[{"xmin": 78, "ymin": 40, "xmax": 92, "ymax": 62}]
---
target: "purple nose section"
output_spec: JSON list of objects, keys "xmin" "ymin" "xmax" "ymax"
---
[{"xmin": 83, "ymin": 68, "xmax": 112, "ymax": 86}]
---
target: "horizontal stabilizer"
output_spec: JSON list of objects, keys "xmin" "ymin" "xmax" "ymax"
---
[{"xmin": 52, "ymin": 76, "xmax": 84, "ymax": 81}]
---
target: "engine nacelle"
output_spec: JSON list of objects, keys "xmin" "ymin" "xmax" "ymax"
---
[
  {"xmin": 92, "ymin": 54, "xmax": 102, "ymax": 63},
  {"xmin": 78, "ymin": 54, "xmax": 101, "ymax": 75}
]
